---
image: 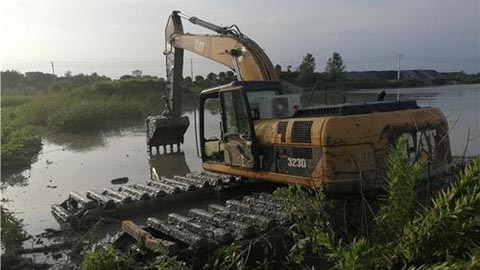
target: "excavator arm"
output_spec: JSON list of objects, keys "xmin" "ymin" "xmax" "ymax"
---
[
  {"xmin": 166, "ymin": 11, "xmax": 278, "ymax": 82},
  {"xmin": 147, "ymin": 11, "xmax": 279, "ymax": 155}
]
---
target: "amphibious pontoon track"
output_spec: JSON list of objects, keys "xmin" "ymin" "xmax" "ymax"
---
[
  {"xmin": 51, "ymin": 171, "xmax": 249, "ymax": 226},
  {"xmin": 111, "ymin": 192, "xmax": 290, "ymax": 269},
  {"xmin": 51, "ymin": 156, "xmax": 472, "ymax": 226}
]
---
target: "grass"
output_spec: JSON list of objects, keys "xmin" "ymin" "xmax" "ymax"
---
[
  {"xmin": 1, "ymin": 207, "xmax": 30, "ymax": 269},
  {"xmin": 81, "ymin": 245, "xmax": 133, "ymax": 270},
  {"xmin": 15, "ymin": 79, "xmax": 166, "ymax": 132},
  {"xmin": 1, "ymin": 107, "xmax": 42, "ymax": 171},
  {"xmin": 17, "ymin": 94, "xmax": 156, "ymax": 132},
  {"xmin": 1, "ymin": 79, "xmax": 167, "ymax": 171}
]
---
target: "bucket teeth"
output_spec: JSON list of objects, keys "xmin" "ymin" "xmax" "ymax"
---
[{"xmin": 146, "ymin": 115, "xmax": 189, "ymax": 156}]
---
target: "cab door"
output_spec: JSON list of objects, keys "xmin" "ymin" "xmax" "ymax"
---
[{"xmin": 219, "ymin": 86, "xmax": 258, "ymax": 169}]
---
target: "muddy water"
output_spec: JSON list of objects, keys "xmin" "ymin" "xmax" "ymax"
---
[{"xmin": 1, "ymin": 84, "xmax": 479, "ymax": 238}]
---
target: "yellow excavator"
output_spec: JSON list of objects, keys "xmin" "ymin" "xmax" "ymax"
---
[
  {"xmin": 51, "ymin": 11, "xmax": 458, "ymax": 268},
  {"xmin": 148, "ymin": 11, "xmax": 452, "ymax": 193}
]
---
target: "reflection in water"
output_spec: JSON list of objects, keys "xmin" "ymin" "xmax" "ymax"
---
[
  {"xmin": 43, "ymin": 132, "xmax": 107, "ymax": 152},
  {"xmin": 43, "ymin": 125, "xmax": 146, "ymax": 152},
  {"xmin": 1, "ymin": 169, "xmax": 31, "ymax": 188},
  {"xmin": 149, "ymin": 152, "xmax": 191, "ymax": 179}
]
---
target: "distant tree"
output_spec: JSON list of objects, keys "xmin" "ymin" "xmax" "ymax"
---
[
  {"xmin": 90, "ymin": 72, "xmax": 99, "ymax": 80},
  {"xmin": 287, "ymin": 65, "xmax": 292, "ymax": 73},
  {"xmin": 64, "ymin": 71, "xmax": 73, "ymax": 77},
  {"xmin": 218, "ymin": 71, "xmax": 226, "ymax": 80},
  {"xmin": 1, "ymin": 70, "xmax": 25, "ymax": 89},
  {"xmin": 184, "ymin": 76, "xmax": 192, "ymax": 83},
  {"xmin": 325, "ymin": 52, "xmax": 346, "ymax": 81},
  {"xmin": 218, "ymin": 71, "xmax": 226, "ymax": 83},
  {"xmin": 275, "ymin": 64, "xmax": 282, "ymax": 75},
  {"xmin": 206, "ymin": 72, "xmax": 217, "ymax": 81},
  {"xmin": 225, "ymin": 71, "xmax": 235, "ymax": 81},
  {"xmin": 195, "ymin": 75, "xmax": 204, "ymax": 82},
  {"xmin": 25, "ymin": 72, "xmax": 55, "ymax": 89},
  {"xmin": 131, "ymin": 69, "xmax": 142, "ymax": 78},
  {"xmin": 142, "ymin": 75, "xmax": 158, "ymax": 80},
  {"xmin": 120, "ymin": 75, "xmax": 134, "ymax": 80},
  {"xmin": 298, "ymin": 53, "xmax": 316, "ymax": 85}
]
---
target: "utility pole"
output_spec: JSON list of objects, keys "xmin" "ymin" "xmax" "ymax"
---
[
  {"xmin": 396, "ymin": 53, "xmax": 401, "ymax": 101},
  {"xmin": 51, "ymin": 61, "xmax": 56, "ymax": 82},
  {"xmin": 190, "ymin": 58, "xmax": 194, "ymax": 88},
  {"xmin": 396, "ymin": 53, "xmax": 402, "ymax": 80}
]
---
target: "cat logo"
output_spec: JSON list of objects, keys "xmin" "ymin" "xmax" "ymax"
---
[{"xmin": 398, "ymin": 129, "xmax": 437, "ymax": 164}]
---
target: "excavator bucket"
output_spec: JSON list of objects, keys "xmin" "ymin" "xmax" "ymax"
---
[
  {"xmin": 146, "ymin": 11, "xmax": 189, "ymax": 155},
  {"xmin": 146, "ymin": 115, "xmax": 189, "ymax": 154}
]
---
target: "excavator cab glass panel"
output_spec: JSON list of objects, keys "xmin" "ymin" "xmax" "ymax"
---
[
  {"xmin": 203, "ymin": 97, "xmax": 222, "ymax": 160},
  {"xmin": 200, "ymin": 92, "xmax": 224, "ymax": 162},
  {"xmin": 219, "ymin": 87, "xmax": 257, "ymax": 169}
]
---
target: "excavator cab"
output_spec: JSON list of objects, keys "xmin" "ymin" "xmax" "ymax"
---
[
  {"xmin": 218, "ymin": 86, "xmax": 257, "ymax": 168},
  {"xmin": 200, "ymin": 81, "xmax": 280, "ymax": 169}
]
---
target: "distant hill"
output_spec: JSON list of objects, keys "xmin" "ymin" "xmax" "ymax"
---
[{"xmin": 345, "ymin": 69, "xmax": 446, "ymax": 80}]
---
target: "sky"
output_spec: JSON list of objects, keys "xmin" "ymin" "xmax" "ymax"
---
[{"xmin": 1, "ymin": 0, "xmax": 479, "ymax": 78}]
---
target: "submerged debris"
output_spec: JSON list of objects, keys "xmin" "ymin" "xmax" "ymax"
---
[{"xmin": 110, "ymin": 177, "xmax": 129, "ymax": 185}]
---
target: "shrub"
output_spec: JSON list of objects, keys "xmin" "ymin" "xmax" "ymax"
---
[
  {"xmin": 81, "ymin": 246, "xmax": 133, "ymax": 270},
  {"xmin": 1, "ymin": 109, "xmax": 42, "ymax": 170},
  {"xmin": 1, "ymin": 207, "xmax": 29, "ymax": 267}
]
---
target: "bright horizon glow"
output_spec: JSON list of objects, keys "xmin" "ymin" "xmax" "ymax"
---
[{"xmin": 1, "ymin": 0, "xmax": 478, "ymax": 78}]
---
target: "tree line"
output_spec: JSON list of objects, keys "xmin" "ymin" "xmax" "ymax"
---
[{"xmin": 2, "ymin": 52, "xmax": 479, "ymax": 92}]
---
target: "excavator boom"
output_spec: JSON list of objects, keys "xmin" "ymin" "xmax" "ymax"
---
[
  {"xmin": 147, "ymin": 11, "xmax": 278, "ymax": 154},
  {"xmin": 168, "ymin": 11, "xmax": 278, "ymax": 81}
]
